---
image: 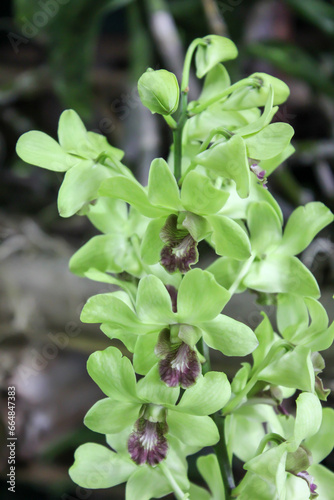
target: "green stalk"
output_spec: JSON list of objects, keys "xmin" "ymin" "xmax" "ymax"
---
[
  {"xmin": 173, "ymin": 92, "xmax": 188, "ymax": 181},
  {"xmin": 213, "ymin": 413, "xmax": 235, "ymax": 499},
  {"xmin": 159, "ymin": 462, "xmax": 189, "ymax": 499}
]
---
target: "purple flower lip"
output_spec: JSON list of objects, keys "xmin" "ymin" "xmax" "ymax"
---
[
  {"xmin": 296, "ymin": 470, "xmax": 318, "ymax": 497},
  {"xmin": 160, "ymin": 214, "xmax": 198, "ymax": 274},
  {"xmin": 155, "ymin": 329, "xmax": 201, "ymax": 389},
  {"xmin": 128, "ymin": 418, "xmax": 168, "ymax": 466},
  {"xmin": 250, "ymin": 163, "xmax": 266, "ymax": 181}
]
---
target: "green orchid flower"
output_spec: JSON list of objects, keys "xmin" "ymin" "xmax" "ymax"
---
[
  {"xmin": 81, "ymin": 268, "xmax": 258, "ymax": 387},
  {"xmin": 16, "ymin": 109, "xmax": 132, "ymax": 217},
  {"xmin": 79, "ymin": 346, "xmax": 230, "ymax": 469},
  {"xmin": 98, "ymin": 157, "xmax": 251, "ymax": 273}
]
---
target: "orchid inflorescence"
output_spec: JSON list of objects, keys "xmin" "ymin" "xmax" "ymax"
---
[{"xmin": 16, "ymin": 34, "xmax": 334, "ymax": 500}]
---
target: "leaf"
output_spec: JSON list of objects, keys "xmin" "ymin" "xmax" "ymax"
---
[
  {"xmin": 87, "ymin": 347, "xmax": 138, "ymax": 401},
  {"xmin": 196, "ymin": 134, "xmax": 250, "ymax": 198},
  {"xmin": 195, "ymin": 35, "xmax": 238, "ymax": 78},
  {"xmin": 207, "ymin": 215, "xmax": 251, "ymax": 260},
  {"xmin": 58, "ymin": 160, "xmax": 111, "ymax": 217},
  {"xmin": 201, "ymin": 315, "xmax": 258, "ymax": 357},
  {"xmin": 247, "ymin": 201, "xmax": 282, "ymax": 255},
  {"xmin": 243, "ymin": 254, "xmax": 320, "ymax": 298},
  {"xmin": 174, "ymin": 372, "xmax": 231, "ymax": 415},
  {"xmin": 280, "ymin": 202, "xmax": 334, "ymax": 255},
  {"xmin": 167, "ymin": 412, "xmax": 219, "ymax": 447},
  {"xmin": 148, "ymin": 158, "xmax": 181, "ymax": 210},
  {"xmin": 197, "ymin": 454, "xmax": 226, "ymax": 500},
  {"xmin": 177, "ymin": 268, "xmax": 230, "ymax": 323},
  {"xmin": 16, "ymin": 131, "xmax": 72, "ymax": 172},
  {"xmin": 84, "ymin": 399, "xmax": 140, "ymax": 434},
  {"xmin": 181, "ymin": 170, "xmax": 229, "ymax": 215},
  {"xmin": 69, "ymin": 443, "xmax": 135, "ymax": 489},
  {"xmin": 245, "ymin": 123, "xmax": 294, "ymax": 160}
]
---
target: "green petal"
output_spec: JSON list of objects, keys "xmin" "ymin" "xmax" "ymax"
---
[
  {"xmin": 174, "ymin": 371, "xmax": 231, "ymax": 415},
  {"xmin": 58, "ymin": 160, "xmax": 110, "ymax": 217},
  {"xmin": 288, "ymin": 392, "xmax": 322, "ymax": 452},
  {"xmin": 196, "ymin": 135, "xmax": 250, "ymax": 198},
  {"xmin": 167, "ymin": 412, "xmax": 219, "ymax": 447},
  {"xmin": 197, "ymin": 454, "xmax": 225, "ymax": 500},
  {"xmin": 206, "ymin": 257, "xmax": 245, "ymax": 291},
  {"xmin": 207, "ymin": 215, "xmax": 251, "ymax": 260},
  {"xmin": 133, "ymin": 333, "xmax": 159, "ymax": 375},
  {"xmin": 280, "ymin": 202, "xmax": 334, "ymax": 256},
  {"xmin": 87, "ymin": 346, "xmax": 138, "ymax": 401},
  {"xmin": 252, "ymin": 313, "xmax": 275, "ymax": 368},
  {"xmin": 16, "ymin": 130, "xmax": 72, "ymax": 171},
  {"xmin": 125, "ymin": 466, "xmax": 171, "ymax": 500},
  {"xmin": 188, "ymin": 483, "xmax": 211, "ymax": 500},
  {"xmin": 197, "ymin": 63, "xmax": 230, "ymax": 103},
  {"xmin": 57, "ymin": 109, "xmax": 88, "ymax": 155},
  {"xmin": 243, "ymin": 254, "xmax": 320, "ymax": 298},
  {"xmin": 140, "ymin": 217, "xmax": 166, "ymax": 265},
  {"xmin": 202, "ymin": 315, "xmax": 258, "ymax": 357},
  {"xmin": 136, "ymin": 364, "xmax": 180, "ymax": 406},
  {"xmin": 136, "ymin": 275, "xmax": 175, "ymax": 324},
  {"xmin": 223, "ymin": 72, "xmax": 289, "ymax": 110},
  {"xmin": 195, "ymin": 35, "xmax": 238, "ymax": 78},
  {"xmin": 258, "ymin": 345, "xmax": 315, "ymax": 392},
  {"xmin": 87, "ymin": 197, "xmax": 128, "ymax": 233},
  {"xmin": 236, "ymin": 86, "xmax": 276, "ymax": 136},
  {"xmin": 86, "ymin": 131, "xmax": 124, "ymax": 160},
  {"xmin": 277, "ymin": 294, "xmax": 309, "ymax": 337},
  {"xmin": 99, "ymin": 176, "xmax": 170, "ymax": 218},
  {"xmin": 308, "ymin": 464, "xmax": 334, "ymax": 500},
  {"xmin": 148, "ymin": 158, "xmax": 181, "ymax": 210},
  {"xmin": 236, "ymin": 472, "xmax": 277, "ymax": 500},
  {"xmin": 247, "ymin": 201, "xmax": 282, "ymax": 255},
  {"xmin": 69, "ymin": 234, "xmax": 126, "ymax": 275},
  {"xmin": 84, "ymin": 398, "xmax": 140, "ymax": 434},
  {"xmin": 101, "ymin": 324, "xmax": 138, "ymax": 353},
  {"xmin": 304, "ymin": 408, "xmax": 334, "ymax": 464},
  {"xmin": 227, "ymin": 413, "xmax": 266, "ymax": 463},
  {"xmin": 244, "ymin": 443, "xmax": 288, "ymax": 494},
  {"xmin": 177, "ymin": 268, "xmax": 230, "ymax": 323},
  {"xmin": 181, "ymin": 170, "xmax": 229, "ymax": 215},
  {"xmin": 260, "ymin": 143, "xmax": 295, "ymax": 176},
  {"xmin": 69, "ymin": 443, "xmax": 135, "ymax": 489},
  {"xmin": 81, "ymin": 293, "xmax": 154, "ymax": 334},
  {"xmin": 245, "ymin": 123, "xmax": 294, "ymax": 160}
]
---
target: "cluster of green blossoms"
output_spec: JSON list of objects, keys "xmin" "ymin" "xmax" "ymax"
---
[{"xmin": 17, "ymin": 35, "xmax": 334, "ymax": 500}]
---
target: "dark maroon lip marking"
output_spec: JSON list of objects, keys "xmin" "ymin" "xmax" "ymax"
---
[
  {"xmin": 128, "ymin": 418, "xmax": 168, "ymax": 466},
  {"xmin": 160, "ymin": 214, "xmax": 198, "ymax": 274},
  {"xmin": 155, "ymin": 329, "xmax": 201, "ymax": 389}
]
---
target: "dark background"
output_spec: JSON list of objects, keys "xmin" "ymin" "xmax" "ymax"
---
[{"xmin": 0, "ymin": 0, "xmax": 334, "ymax": 498}]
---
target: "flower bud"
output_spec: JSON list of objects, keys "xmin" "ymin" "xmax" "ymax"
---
[{"xmin": 138, "ymin": 69, "xmax": 180, "ymax": 115}]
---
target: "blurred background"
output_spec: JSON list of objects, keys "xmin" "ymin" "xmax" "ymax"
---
[{"xmin": 0, "ymin": 0, "xmax": 334, "ymax": 498}]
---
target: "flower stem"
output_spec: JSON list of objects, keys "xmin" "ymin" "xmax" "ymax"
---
[
  {"xmin": 173, "ymin": 91, "xmax": 188, "ymax": 181},
  {"xmin": 189, "ymin": 77, "xmax": 261, "ymax": 115},
  {"xmin": 159, "ymin": 462, "xmax": 189, "ymax": 500},
  {"xmin": 213, "ymin": 413, "xmax": 235, "ymax": 499}
]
